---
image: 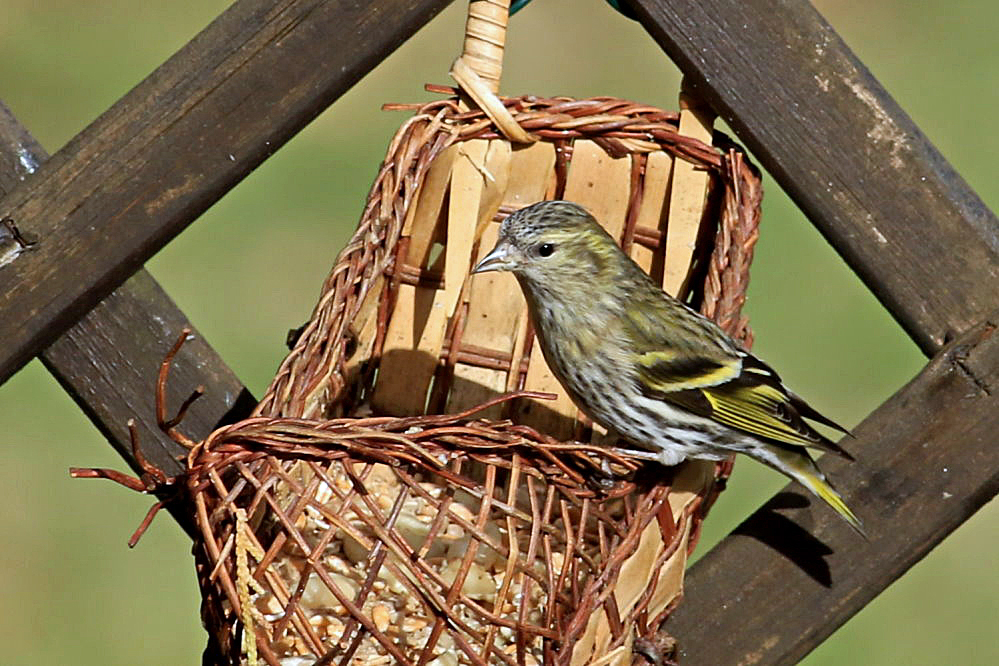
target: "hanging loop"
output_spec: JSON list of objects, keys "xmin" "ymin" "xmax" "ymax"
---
[
  {"xmin": 451, "ymin": 1, "xmax": 535, "ymax": 143},
  {"xmin": 460, "ymin": 0, "xmax": 510, "ymax": 94}
]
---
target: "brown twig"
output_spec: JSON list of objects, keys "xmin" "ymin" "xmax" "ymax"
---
[{"xmin": 156, "ymin": 327, "xmax": 204, "ymax": 447}]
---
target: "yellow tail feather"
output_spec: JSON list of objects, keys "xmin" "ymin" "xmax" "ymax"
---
[
  {"xmin": 798, "ymin": 469, "xmax": 866, "ymax": 537},
  {"xmin": 769, "ymin": 447, "xmax": 865, "ymax": 536}
]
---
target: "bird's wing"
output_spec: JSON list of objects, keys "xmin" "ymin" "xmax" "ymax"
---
[
  {"xmin": 636, "ymin": 351, "xmax": 854, "ymax": 458},
  {"xmin": 634, "ymin": 348, "xmax": 742, "ymax": 391}
]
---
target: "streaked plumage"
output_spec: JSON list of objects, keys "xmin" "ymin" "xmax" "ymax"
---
[{"xmin": 473, "ymin": 200, "xmax": 862, "ymax": 533}]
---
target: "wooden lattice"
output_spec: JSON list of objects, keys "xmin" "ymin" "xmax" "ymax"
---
[{"xmin": 40, "ymin": 2, "xmax": 999, "ymax": 665}]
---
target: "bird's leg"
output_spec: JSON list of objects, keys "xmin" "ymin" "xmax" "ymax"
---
[{"xmin": 611, "ymin": 446, "xmax": 662, "ymax": 462}]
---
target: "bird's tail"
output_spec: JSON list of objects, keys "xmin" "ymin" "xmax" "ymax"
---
[{"xmin": 772, "ymin": 448, "xmax": 866, "ymax": 537}]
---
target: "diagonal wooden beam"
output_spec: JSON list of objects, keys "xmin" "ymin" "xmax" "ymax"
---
[
  {"xmin": 628, "ymin": 0, "xmax": 999, "ymax": 356},
  {"xmin": 0, "ymin": 102, "xmax": 251, "ymax": 533},
  {"xmin": 666, "ymin": 314, "xmax": 999, "ymax": 664},
  {"xmin": 0, "ymin": 0, "xmax": 453, "ymax": 386}
]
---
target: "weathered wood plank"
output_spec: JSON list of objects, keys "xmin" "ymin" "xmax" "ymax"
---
[
  {"xmin": 628, "ymin": 0, "xmax": 999, "ymax": 355},
  {"xmin": 41, "ymin": 273, "xmax": 257, "ymax": 477},
  {"xmin": 666, "ymin": 314, "xmax": 999, "ymax": 664},
  {"xmin": 0, "ymin": 102, "xmax": 252, "ymax": 526},
  {"xmin": 0, "ymin": 0, "xmax": 453, "ymax": 386}
]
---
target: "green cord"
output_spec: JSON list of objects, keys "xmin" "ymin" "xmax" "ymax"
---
[
  {"xmin": 509, "ymin": 0, "xmax": 636, "ymax": 20},
  {"xmin": 604, "ymin": 1, "xmax": 637, "ymax": 19}
]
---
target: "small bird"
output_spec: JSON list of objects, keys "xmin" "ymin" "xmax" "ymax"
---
[{"xmin": 473, "ymin": 200, "xmax": 863, "ymax": 533}]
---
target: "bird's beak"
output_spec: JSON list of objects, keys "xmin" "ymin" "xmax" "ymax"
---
[{"xmin": 472, "ymin": 243, "xmax": 515, "ymax": 274}]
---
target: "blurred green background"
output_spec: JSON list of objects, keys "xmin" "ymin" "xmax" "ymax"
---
[{"xmin": 0, "ymin": 0, "xmax": 996, "ymax": 663}]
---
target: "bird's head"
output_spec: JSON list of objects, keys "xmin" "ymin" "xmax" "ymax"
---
[{"xmin": 472, "ymin": 201, "xmax": 624, "ymax": 289}]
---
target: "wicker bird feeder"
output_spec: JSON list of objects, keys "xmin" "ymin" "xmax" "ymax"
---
[{"xmin": 113, "ymin": 2, "xmax": 762, "ymax": 664}]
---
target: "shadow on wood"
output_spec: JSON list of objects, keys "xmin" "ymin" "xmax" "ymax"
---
[{"xmin": 731, "ymin": 491, "xmax": 836, "ymax": 588}]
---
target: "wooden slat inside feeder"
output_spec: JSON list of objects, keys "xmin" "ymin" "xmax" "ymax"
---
[
  {"xmin": 372, "ymin": 140, "xmax": 472, "ymax": 415},
  {"xmin": 446, "ymin": 220, "xmax": 522, "ymax": 419},
  {"xmin": 442, "ymin": 141, "xmax": 516, "ymax": 419},
  {"xmin": 665, "ymin": 94, "xmax": 715, "ymax": 298},
  {"xmin": 629, "ymin": 151, "xmax": 673, "ymax": 280}
]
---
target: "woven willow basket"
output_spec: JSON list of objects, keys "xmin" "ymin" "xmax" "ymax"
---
[{"xmin": 133, "ymin": 4, "xmax": 763, "ymax": 665}]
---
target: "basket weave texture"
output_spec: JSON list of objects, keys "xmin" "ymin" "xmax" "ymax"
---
[{"xmin": 177, "ymin": 93, "xmax": 762, "ymax": 665}]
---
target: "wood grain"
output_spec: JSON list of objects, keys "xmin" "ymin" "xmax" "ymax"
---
[
  {"xmin": 0, "ymin": 0, "xmax": 453, "ymax": 385},
  {"xmin": 667, "ymin": 314, "xmax": 999, "ymax": 664},
  {"xmin": 0, "ymin": 101, "xmax": 251, "ymax": 504},
  {"xmin": 628, "ymin": 0, "xmax": 999, "ymax": 355}
]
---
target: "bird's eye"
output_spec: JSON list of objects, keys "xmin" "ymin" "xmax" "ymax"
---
[{"xmin": 536, "ymin": 243, "xmax": 555, "ymax": 257}]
